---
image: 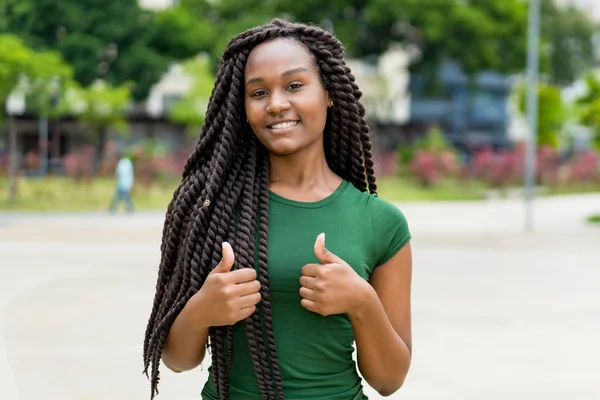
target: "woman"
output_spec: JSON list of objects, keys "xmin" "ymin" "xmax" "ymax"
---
[{"xmin": 143, "ymin": 19, "xmax": 413, "ymax": 400}]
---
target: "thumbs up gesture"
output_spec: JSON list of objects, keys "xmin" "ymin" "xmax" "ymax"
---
[
  {"xmin": 191, "ymin": 242, "xmax": 262, "ymax": 327},
  {"xmin": 299, "ymin": 233, "xmax": 370, "ymax": 317}
]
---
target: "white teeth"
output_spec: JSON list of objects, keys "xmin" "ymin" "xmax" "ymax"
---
[{"xmin": 270, "ymin": 121, "xmax": 298, "ymax": 129}]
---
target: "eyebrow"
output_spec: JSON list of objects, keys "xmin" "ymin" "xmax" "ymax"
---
[{"xmin": 246, "ymin": 67, "xmax": 308, "ymax": 85}]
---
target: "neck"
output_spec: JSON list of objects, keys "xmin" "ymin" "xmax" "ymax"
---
[{"xmin": 268, "ymin": 145, "xmax": 338, "ymax": 191}]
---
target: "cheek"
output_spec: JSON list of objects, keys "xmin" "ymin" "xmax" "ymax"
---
[
  {"xmin": 305, "ymin": 103, "xmax": 329, "ymax": 132},
  {"xmin": 245, "ymin": 102, "xmax": 264, "ymax": 132},
  {"xmin": 244, "ymin": 99, "xmax": 259, "ymax": 122}
]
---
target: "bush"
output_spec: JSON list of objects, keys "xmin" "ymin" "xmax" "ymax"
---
[
  {"xmin": 397, "ymin": 128, "xmax": 600, "ymax": 191},
  {"xmin": 399, "ymin": 126, "xmax": 462, "ymax": 187},
  {"xmin": 469, "ymin": 146, "xmax": 522, "ymax": 188},
  {"xmin": 63, "ymin": 145, "xmax": 95, "ymax": 181},
  {"xmin": 564, "ymin": 150, "xmax": 600, "ymax": 185}
]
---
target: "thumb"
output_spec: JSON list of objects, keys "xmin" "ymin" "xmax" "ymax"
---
[
  {"xmin": 210, "ymin": 242, "xmax": 235, "ymax": 274},
  {"xmin": 314, "ymin": 233, "xmax": 342, "ymax": 264}
]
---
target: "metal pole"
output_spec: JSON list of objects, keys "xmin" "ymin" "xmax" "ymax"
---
[
  {"xmin": 524, "ymin": 0, "xmax": 541, "ymax": 232},
  {"xmin": 39, "ymin": 115, "xmax": 48, "ymax": 176},
  {"xmin": 8, "ymin": 115, "xmax": 17, "ymax": 203}
]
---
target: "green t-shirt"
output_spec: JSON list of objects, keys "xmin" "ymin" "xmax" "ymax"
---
[{"xmin": 201, "ymin": 180, "xmax": 411, "ymax": 400}]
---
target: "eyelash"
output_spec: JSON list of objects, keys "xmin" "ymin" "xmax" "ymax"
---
[{"xmin": 252, "ymin": 83, "xmax": 303, "ymax": 97}]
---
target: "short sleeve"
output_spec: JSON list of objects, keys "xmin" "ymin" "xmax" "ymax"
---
[{"xmin": 371, "ymin": 196, "xmax": 411, "ymax": 266}]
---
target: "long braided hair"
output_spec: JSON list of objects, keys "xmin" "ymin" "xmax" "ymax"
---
[{"xmin": 143, "ymin": 18, "xmax": 377, "ymax": 400}]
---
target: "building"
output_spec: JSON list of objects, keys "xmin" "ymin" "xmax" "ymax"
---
[{"xmin": 406, "ymin": 61, "xmax": 513, "ymax": 151}]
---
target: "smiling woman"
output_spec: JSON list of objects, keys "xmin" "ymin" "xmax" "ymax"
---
[
  {"xmin": 244, "ymin": 43, "xmax": 331, "ymax": 159},
  {"xmin": 143, "ymin": 19, "xmax": 413, "ymax": 400}
]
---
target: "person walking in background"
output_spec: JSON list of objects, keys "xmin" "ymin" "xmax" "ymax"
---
[{"xmin": 109, "ymin": 152, "xmax": 134, "ymax": 213}]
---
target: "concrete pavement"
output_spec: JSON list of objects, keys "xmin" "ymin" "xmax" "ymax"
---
[{"xmin": 1, "ymin": 193, "xmax": 599, "ymax": 400}]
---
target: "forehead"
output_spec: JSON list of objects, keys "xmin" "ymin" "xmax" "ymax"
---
[{"xmin": 245, "ymin": 38, "xmax": 316, "ymax": 78}]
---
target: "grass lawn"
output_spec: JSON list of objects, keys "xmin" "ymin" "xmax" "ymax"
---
[
  {"xmin": 0, "ymin": 176, "xmax": 488, "ymax": 212},
  {"xmin": 0, "ymin": 176, "xmax": 597, "ymax": 211},
  {"xmin": 0, "ymin": 177, "xmax": 177, "ymax": 211},
  {"xmin": 377, "ymin": 177, "xmax": 487, "ymax": 202}
]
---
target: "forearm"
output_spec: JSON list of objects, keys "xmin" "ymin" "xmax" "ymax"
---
[
  {"xmin": 162, "ymin": 298, "xmax": 210, "ymax": 373},
  {"xmin": 350, "ymin": 286, "xmax": 411, "ymax": 396}
]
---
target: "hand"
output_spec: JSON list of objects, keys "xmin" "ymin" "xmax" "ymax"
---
[
  {"xmin": 299, "ymin": 233, "xmax": 372, "ymax": 317},
  {"xmin": 190, "ymin": 242, "xmax": 261, "ymax": 327}
]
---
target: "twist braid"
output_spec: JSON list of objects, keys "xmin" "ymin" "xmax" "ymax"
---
[
  {"xmin": 235, "ymin": 139, "xmax": 276, "ymax": 400},
  {"xmin": 256, "ymin": 153, "xmax": 285, "ymax": 400}
]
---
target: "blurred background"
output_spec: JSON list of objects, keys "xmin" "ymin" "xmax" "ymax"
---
[{"xmin": 0, "ymin": 0, "xmax": 599, "ymax": 399}]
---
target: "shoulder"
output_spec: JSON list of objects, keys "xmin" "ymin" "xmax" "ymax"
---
[
  {"xmin": 342, "ymin": 182, "xmax": 409, "ymax": 226},
  {"xmin": 370, "ymin": 194, "xmax": 407, "ymax": 222},
  {"xmin": 367, "ymin": 193, "xmax": 411, "ymax": 267}
]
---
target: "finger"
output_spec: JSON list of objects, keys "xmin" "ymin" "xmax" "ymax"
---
[
  {"xmin": 300, "ymin": 299, "xmax": 319, "ymax": 314},
  {"xmin": 301, "ymin": 263, "xmax": 321, "ymax": 277},
  {"xmin": 314, "ymin": 233, "xmax": 343, "ymax": 265},
  {"xmin": 210, "ymin": 242, "xmax": 235, "ymax": 274},
  {"xmin": 239, "ymin": 305, "xmax": 257, "ymax": 320},
  {"xmin": 227, "ymin": 268, "xmax": 258, "ymax": 284},
  {"xmin": 231, "ymin": 279, "xmax": 261, "ymax": 297},
  {"xmin": 299, "ymin": 275, "xmax": 317, "ymax": 290},
  {"xmin": 238, "ymin": 292, "xmax": 262, "ymax": 308},
  {"xmin": 299, "ymin": 287, "xmax": 317, "ymax": 301}
]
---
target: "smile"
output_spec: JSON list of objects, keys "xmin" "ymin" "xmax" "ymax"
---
[{"xmin": 268, "ymin": 120, "xmax": 300, "ymax": 132}]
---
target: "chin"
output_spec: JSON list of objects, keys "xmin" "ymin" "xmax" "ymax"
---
[
  {"xmin": 266, "ymin": 145, "xmax": 300, "ymax": 157},
  {"xmin": 259, "ymin": 137, "xmax": 301, "ymax": 157}
]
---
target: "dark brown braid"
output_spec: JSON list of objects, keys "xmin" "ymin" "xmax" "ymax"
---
[{"xmin": 143, "ymin": 18, "xmax": 377, "ymax": 400}]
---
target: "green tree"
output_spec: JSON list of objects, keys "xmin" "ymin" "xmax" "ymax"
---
[
  {"xmin": 149, "ymin": 5, "xmax": 220, "ymax": 61},
  {"xmin": 0, "ymin": 34, "xmax": 73, "ymax": 202},
  {"xmin": 168, "ymin": 56, "xmax": 215, "ymax": 136},
  {"xmin": 1, "ymin": 0, "xmax": 171, "ymax": 101},
  {"xmin": 541, "ymin": 0, "xmax": 599, "ymax": 86},
  {"xmin": 272, "ymin": 0, "xmax": 528, "ymax": 71},
  {"xmin": 575, "ymin": 73, "xmax": 600, "ymax": 149},
  {"xmin": 518, "ymin": 82, "xmax": 567, "ymax": 148},
  {"xmin": 62, "ymin": 80, "xmax": 133, "ymax": 168},
  {"xmin": 163, "ymin": 0, "xmax": 530, "ymax": 91},
  {"xmin": 150, "ymin": 0, "xmax": 278, "ymax": 67}
]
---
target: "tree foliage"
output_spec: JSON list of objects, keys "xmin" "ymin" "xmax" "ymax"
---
[
  {"xmin": 64, "ymin": 80, "xmax": 132, "ymax": 134},
  {"xmin": 541, "ymin": 0, "xmax": 599, "ymax": 86},
  {"xmin": 168, "ymin": 56, "xmax": 215, "ymax": 136},
  {"xmin": 154, "ymin": 0, "xmax": 530, "ymax": 76},
  {"xmin": 576, "ymin": 73, "xmax": 600, "ymax": 149},
  {"xmin": 0, "ymin": 34, "xmax": 73, "ymax": 117},
  {"xmin": 1, "ymin": 0, "xmax": 598, "ymax": 106},
  {"xmin": 518, "ymin": 82, "xmax": 567, "ymax": 148},
  {"xmin": 0, "ymin": 0, "xmax": 171, "ymax": 101}
]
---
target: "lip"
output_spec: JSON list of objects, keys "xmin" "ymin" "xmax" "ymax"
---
[{"xmin": 266, "ymin": 120, "xmax": 300, "ymax": 134}]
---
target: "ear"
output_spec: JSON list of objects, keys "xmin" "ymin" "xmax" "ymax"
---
[{"xmin": 326, "ymin": 92, "xmax": 333, "ymax": 108}]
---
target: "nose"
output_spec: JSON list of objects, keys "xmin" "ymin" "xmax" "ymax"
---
[{"xmin": 265, "ymin": 91, "xmax": 291, "ymax": 114}]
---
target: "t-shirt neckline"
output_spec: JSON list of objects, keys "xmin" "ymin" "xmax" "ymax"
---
[{"xmin": 268, "ymin": 180, "xmax": 349, "ymax": 209}]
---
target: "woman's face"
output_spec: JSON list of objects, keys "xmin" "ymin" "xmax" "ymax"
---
[{"xmin": 244, "ymin": 38, "xmax": 331, "ymax": 157}]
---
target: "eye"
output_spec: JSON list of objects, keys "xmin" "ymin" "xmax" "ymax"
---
[
  {"xmin": 287, "ymin": 82, "xmax": 303, "ymax": 91},
  {"xmin": 252, "ymin": 89, "xmax": 267, "ymax": 97}
]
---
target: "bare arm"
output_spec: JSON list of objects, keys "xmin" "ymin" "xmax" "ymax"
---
[
  {"xmin": 350, "ymin": 242, "xmax": 412, "ymax": 396},
  {"xmin": 162, "ymin": 296, "xmax": 210, "ymax": 372},
  {"xmin": 160, "ymin": 242, "xmax": 261, "ymax": 373}
]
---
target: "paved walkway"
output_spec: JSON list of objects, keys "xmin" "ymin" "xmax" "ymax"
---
[{"xmin": 0, "ymin": 193, "xmax": 599, "ymax": 400}]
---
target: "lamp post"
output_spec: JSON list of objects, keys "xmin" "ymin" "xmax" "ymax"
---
[
  {"xmin": 49, "ymin": 78, "xmax": 62, "ymax": 174},
  {"xmin": 524, "ymin": 0, "xmax": 541, "ymax": 232},
  {"xmin": 6, "ymin": 90, "xmax": 26, "ymax": 203},
  {"xmin": 39, "ymin": 76, "xmax": 61, "ymax": 176}
]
